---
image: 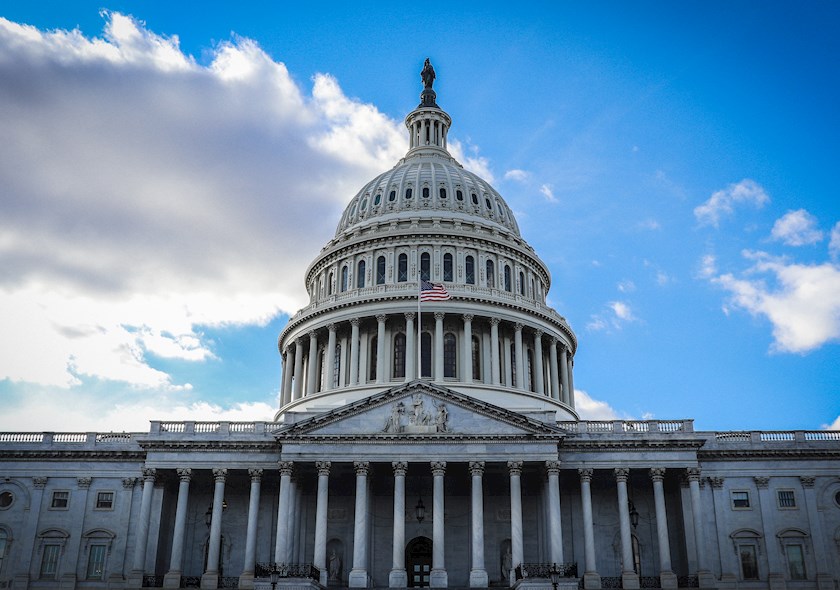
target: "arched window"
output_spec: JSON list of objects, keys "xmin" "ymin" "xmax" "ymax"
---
[
  {"xmin": 422, "ymin": 187, "xmax": 430, "ymax": 199},
  {"xmin": 357, "ymin": 260, "xmax": 366, "ymax": 289},
  {"xmin": 485, "ymin": 197, "xmax": 493, "ymax": 210},
  {"xmin": 519, "ymin": 271, "xmax": 525, "ymax": 295},
  {"xmin": 471, "ymin": 193, "xmax": 479, "ymax": 205},
  {"xmin": 340, "ymin": 265, "xmax": 349, "ymax": 292},
  {"xmin": 369, "ymin": 336, "xmax": 378, "ymax": 381},
  {"xmin": 444, "ymin": 333, "xmax": 457, "ymax": 378},
  {"xmin": 439, "ymin": 187, "xmax": 447, "ymax": 199},
  {"xmin": 472, "ymin": 336, "xmax": 481, "ymax": 380},
  {"xmin": 332, "ymin": 343, "xmax": 341, "ymax": 388},
  {"xmin": 327, "ymin": 271, "xmax": 334, "ymax": 296},
  {"xmin": 456, "ymin": 189, "xmax": 464, "ymax": 201},
  {"xmin": 376, "ymin": 256, "xmax": 386, "ymax": 285},
  {"xmin": 504, "ymin": 265, "xmax": 512, "ymax": 292},
  {"xmin": 420, "ymin": 252, "xmax": 431, "ymax": 281},
  {"xmin": 421, "ymin": 332, "xmax": 432, "ymax": 378},
  {"xmin": 465, "ymin": 255, "xmax": 475, "ymax": 284},
  {"xmin": 389, "ymin": 190, "xmax": 397, "ymax": 202},
  {"xmin": 486, "ymin": 260, "xmax": 495, "ymax": 288},
  {"xmin": 527, "ymin": 349, "xmax": 535, "ymax": 391},
  {"xmin": 398, "ymin": 254, "xmax": 408, "ymax": 282},
  {"xmin": 393, "ymin": 333, "xmax": 406, "ymax": 379},
  {"xmin": 530, "ymin": 278, "xmax": 535, "ymax": 298},
  {"xmin": 405, "ymin": 188, "xmax": 413, "ymax": 199},
  {"xmin": 443, "ymin": 253, "xmax": 453, "ymax": 282},
  {"xmin": 510, "ymin": 342, "xmax": 517, "ymax": 387},
  {"xmin": 374, "ymin": 193, "xmax": 381, "ymax": 206}
]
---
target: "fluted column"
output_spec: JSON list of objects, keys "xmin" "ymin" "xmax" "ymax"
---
[
  {"xmin": 390, "ymin": 462, "xmax": 408, "ymax": 588},
  {"xmin": 349, "ymin": 461, "xmax": 370, "ymax": 588},
  {"xmin": 314, "ymin": 462, "xmax": 331, "ymax": 586},
  {"xmin": 545, "ymin": 461, "xmax": 564, "ymax": 563},
  {"xmin": 686, "ymin": 468, "xmax": 711, "ymax": 583},
  {"xmin": 434, "ymin": 312, "xmax": 445, "ymax": 381},
  {"xmin": 292, "ymin": 338, "xmax": 305, "ymax": 400},
  {"xmin": 462, "ymin": 314, "xmax": 474, "ymax": 383},
  {"xmin": 376, "ymin": 315, "xmax": 387, "ymax": 383},
  {"xmin": 274, "ymin": 462, "xmax": 294, "ymax": 563},
  {"xmin": 578, "ymin": 469, "xmax": 599, "ymax": 589},
  {"xmin": 513, "ymin": 324, "xmax": 524, "ymax": 390},
  {"xmin": 508, "ymin": 461, "xmax": 523, "ymax": 586},
  {"xmin": 650, "ymin": 468, "xmax": 676, "ymax": 589},
  {"xmin": 307, "ymin": 330, "xmax": 319, "ymax": 395},
  {"xmin": 281, "ymin": 351, "xmax": 292, "ymax": 405},
  {"xmin": 534, "ymin": 330, "xmax": 545, "ymax": 395},
  {"xmin": 349, "ymin": 318, "xmax": 360, "ymax": 385},
  {"xmin": 430, "ymin": 461, "xmax": 448, "ymax": 587},
  {"xmin": 615, "ymin": 468, "xmax": 639, "ymax": 589},
  {"xmin": 490, "ymin": 318, "xmax": 501, "ymax": 385},
  {"xmin": 325, "ymin": 324, "xmax": 337, "ymax": 390},
  {"xmin": 202, "ymin": 468, "xmax": 227, "ymax": 586},
  {"xmin": 567, "ymin": 356, "xmax": 575, "ymax": 402},
  {"xmin": 131, "ymin": 468, "xmax": 156, "ymax": 575},
  {"xmin": 469, "ymin": 461, "xmax": 488, "ymax": 587},
  {"xmin": 560, "ymin": 346, "xmax": 570, "ymax": 404},
  {"xmin": 239, "ymin": 469, "xmax": 263, "ymax": 588},
  {"xmin": 548, "ymin": 338, "xmax": 561, "ymax": 401},
  {"xmin": 163, "ymin": 468, "xmax": 192, "ymax": 587},
  {"xmin": 405, "ymin": 313, "xmax": 416, "ymax": 381}
]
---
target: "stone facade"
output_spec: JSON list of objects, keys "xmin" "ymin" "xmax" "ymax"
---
[{"xmin": 1, "ymin": 64, "xmax": 839, "ymax": 590}]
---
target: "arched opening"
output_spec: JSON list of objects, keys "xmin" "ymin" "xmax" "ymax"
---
[
  {"xmin": 369, "ymin": 336, "xmax": 378, "ymax": 381},
  {"xmin": 341, "ymin": 265, "xmax": 349, "ymax": 292},
  {"xmin": 398, "ymin": 254, "xmax": 408, "ymax": 282},
  {"xmin": 486, "ymin": 260, "xmax": 495, "ymax": 288},
  {"xmin": 472, "ymin": 336, "xmax": 481, "ymax": 380},
  {"xmin": 443, "ymin": 253, "xmax": 453, "ymax": 282},
  {"xmin": 406, "ymin": 536, "xmax": 432, "ymax": 588},
  {"xmin": 377, "ymin": 256, "xmax": 386, "ymax": 285},
  {"xmin": 421, "ymin": 332, "xmax": 432, "ymax": 378},
  {"xmin": 357, "ymin": 260, "xmax": 366, "ymax": 289},
  {"xmin": 443, "ymin": 332, "xmax": 457, "ymax": 378},
  {"xmin": 420, "ymin": 252, "xmax": 431, "ymax": 281},
  {"xmin": 465, "ymin": 255, "xmax": 475, "ymax": 285},
  {"xmin": 393, "ymin": 333, "xmax": 406, "ymax": 379},
  {"xmin": 504, "ymin": 265, "xmax": 512, "ymax": 292}
]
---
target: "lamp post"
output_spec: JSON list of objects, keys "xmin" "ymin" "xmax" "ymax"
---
[
  {"xmin": 549, "ymin": 563, "xmax": 561, "ymax": 590},
  {"xmin": 269, "ymin": 566, "xmax": 280, "ymax": 590},
  {"xmin": 415, "ymin": 496, "xmax": 425, "ymax": 524}
]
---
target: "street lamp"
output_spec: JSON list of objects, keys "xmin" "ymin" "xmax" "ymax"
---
[
  {"xmin": 415, "ymin": 496, "xmax": 425, "ymax": 524},
  {"xmin": 628, "ymin": 500, "xmax": 640, "ymax": 529},
  {"xmin": 549, "ymin": 563, "xmax": 562, "ymax": 590},
  {"xmin": 269, "ymin": 566, "xmax": 280, "ymax": 590}
]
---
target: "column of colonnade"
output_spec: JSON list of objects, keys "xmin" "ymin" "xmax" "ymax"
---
[
  {"xmin": 135, "ymin": 464, "xmax": 706, "ymax": 589},
  {"xmin": 279, "ymin": 313, "xmax": 576, "ymax": 404}
]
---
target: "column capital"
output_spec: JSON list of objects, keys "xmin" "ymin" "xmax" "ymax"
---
[
  {"xmin": 514, "ymin": 322, "xmax": 524, "ymax": 332},
  {"xmin": 753, "ymin": 476, "xmax": 769, "ymax": 489},
  {"xmin": 800, "ymin": 475, "xmax": 816, "ymax": 488},
  {"xmin": 316, "ymin": 461, "xmax": 331, "ymax": 476},
  {"xmin": 32, "ymin": 476, "xmax": 48, "ymax": 488},
  {"xmin": 614, "ymin": 467, "xmax": 630, "ymax": 482},
  {"xmin": 490, "ymin": 317, "xmax": 501, "ymax": 326},
  {"xmin": 469, "ymin": 461, "xmax": 485, "ymax": 476},
  {"xmin": 248, "ymin": 468, "xmax": 263, "ymax": 481},
  {"xmin": 212, "ymin": 468, "xmax": 228, "ymax": 482},
  {"xmin": 392, "ymin": 461, "xmax": 408, "ymax": 476},
  {"xmin": 550, "ymin": 336, "xmax": 558, "ymax": 345},
  {"xmin": 649, "ymin": 467, "xmax": 666, "ymax": 481},
  {"xmin": 404, "ymin": 312, "xmax": 416, "ymax": 321},
  {"xmin": 578, "ymin": 468, "xmax": 593, "ymax": 482},
  {"xmin": 685, "ymin": 467, "xmax": 702, "ymax": 482},
  {"xmin": 142, "ymin": 467, "xmax": 157, "ymax": 482},
  {"xmin": 122, "ymin": 477, "xmax": 137, "ymax": 489},
  {"xmin": 77, "ymin": 476, "xmax": 92, "ymax": 489},
  {"xmin": 431, "ymin": 461, "xmax": 447, "ymax": 476},
  {"xmin": 433, "ymin": 311, "xmax": 445, "ymax": 321},
  {"xmin": 327, "ymin": 323, "xmax": 337, "ymax": 333},
  {"xmin": 177, "ymin": 468, "xmax": 193, "ymax": 482},
  {"xmin": 507, "ymin": 460, "xmax": 523, "ymax": 476},
  {"xmin": 350, "ymin": 317, "xmax": 361, "ymax": 327},
  {"xmin": 545, "ymin": 460, "xmax": 561, "ymax": 475},
  {"xmin": 376, "ymin": 314, "xmax": 388, "ymax": 323},
  {"xmin": 309, "ymin": 329, "xmax": 318, "ymax": 339},
  {"xmin": 708, "ymin": 476, "xmax": 725, "ymax": 488},
  {"xmin": 462, "ymin": 314, "xmax": 474, "ymax": 322},
  {"xmin": 534, "ymin": 328, "xmax": 544, "ymax": 338},
  {"xmin": 279, "ymin": 461, "xmax": 295, "ymax": 476},
  {"xmin": 354, "ymin": 461, "xmax": 370, "ymax": 476}
]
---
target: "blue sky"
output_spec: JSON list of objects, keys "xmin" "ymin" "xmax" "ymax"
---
[{"xmin": 0, "ymin": 1, "xmax": 838, "ymax": 432}]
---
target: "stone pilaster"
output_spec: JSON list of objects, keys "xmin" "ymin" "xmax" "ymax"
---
[
  {"xmin": 164, "ymin": 468, "xmax": 192, "ymax": 588},
  {"xmin": 578, "ymin": 469, "xmax": 600, "ymax": 589},
  {"xmin": 615, "ymin": 468, "xmax": 639, "ymax": 589},
  {"xmin": 390, "ymin": 461, "xmax": 408, "ymax": 588},
  {"xmin": 349, "ymin": 461, "xmax": 370, "ymax": 588},
  {"xmin": 430, "ymin": 461, "xmax": 448, "ymax": 588},
  {"xmin": 469, "ymin": 461, "xmax": 488, "ymax": 587}
]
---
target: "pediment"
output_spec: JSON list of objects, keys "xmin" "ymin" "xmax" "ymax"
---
[{"xmin": 275, "ymin": 381, "xmax": 563, "ymax": 440}]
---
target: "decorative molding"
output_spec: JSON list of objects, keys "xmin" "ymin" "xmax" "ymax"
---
[
  {"xmin": 507, "ymin": 461, "xmax": 523, "ymax": 476},
  {"xmin": 141, "ymin": 468, "xmax": 157, "ymax": 482},
  {"xmin": 753, "ymin": 476, "xmax": 770, "ymax": 489},
  {"xmin": 122, "ymin": 477, "xmax": 137, "ymax": 489},
  {"xmin": 685, "ymin": 467, "xmax": 702, "ymax": 482},
  {"xmin": 578, "ymin": 468, "xmax": 593, "ymax": 482},
  {"xmin": 212, "ymin": 468, "xmax": 228, "ymax": 482},
  {"xmin": 431, "ymin": 461, "xmax": 446, "ymax": 476},
  {"xmin": 469, "ymin": 461, "xmax": 485, "ymax": 476},
  {"xmin": 354, "ymin": 461, "xmax": 370, "ymax": 476},
  {"xmin": 392, "ymin": 461, "xmax": 408, "ymax": 476},
  {"xmin": 799, "ymin": 476, "xmax": 815, "ymax": 488},
  {"xmin": 33, "ymin": 476, "xmax": 48, "ymax": 488},
  {"xmin": 77, "ymin": 477, "xmax": 92, "ymax": 488},
  {"xmin": 649, "ymin": 467, "xmax": 666, "ymax": 481},
  {"xmin": 176, "ymin": 468, "xmax": 192, "ymax": 482},
  {"xmin": 316, "ymin": 461, "xmax": 331, "ymax": 476},
  {"xmin": 433, "ymin": 312, "xmax": 445, "ymax": 321},
  {"xmin": 248, "ymin": 468, "xmax": 263, "ymax": 481},
  {"xmin": 278, "ymin": 461, "xmax": 295, "ymax": 477},
  {"xmin": 462, "ymin": 314, "xmax": 474, "ymax": 322},
  {"xmin": 614, "ymin": 467, "xmax": 629, "ymax": 481},
  {"xmin": 708, "ymin": 476, "xmax": 725, "ymax": 489},
  {"xmin": 545, "ymin": 460, "xmax": 561, "ymax": 475}
]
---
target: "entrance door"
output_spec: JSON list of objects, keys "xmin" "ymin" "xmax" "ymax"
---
[{"xmin": 406, "ymin": 536, "xmax": 432, "ymax": 588}]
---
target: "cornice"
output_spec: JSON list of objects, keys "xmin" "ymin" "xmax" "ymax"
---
[
  {"xmin": 281, "ymin": 433, "xmax": 561, "ymax": 445},
  {"xmin": 561, "ymin": 438, "xmax": 706, "ymax": 451},
  {"xmin": 138, "ymin": 441, "xmax": 278, "ymax": 452},
  {"xmin": 0, "ymin": 450, "xmax": 146, "ymax": 461},
  {"xmin": 698, "ymin": 448, "xmax": 840, "ymax": 460}
]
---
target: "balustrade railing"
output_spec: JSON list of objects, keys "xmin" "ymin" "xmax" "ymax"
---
[
  {"xmin": 639, "ymin": 576, "xmax": 662, "ymax": 588},
  {"xmin": 255, "ymin": 562, "xmax": 321, "ymax": 581},
  {"xmin": 142, "ymin": 575, "xmax": 164, "ymax": 587},
  {"xmin": 677, "ymin": 575, "xmax": 699, "ymax": 588},
  {"xmin": 514, "ymin": 562, "xmax": 578, "ymax": 580}
]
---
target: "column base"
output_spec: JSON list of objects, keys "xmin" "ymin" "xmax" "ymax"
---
[
  {"xmin": 817, "ymin": 574, "xmax": 835, "ymax": 590},
  {"xmin": 389, "ymin": 568, "xmax": 408, "ymax": 588},
  {"xmin": 767, "ymin": 573, "xmax": 787, "ymax": 590},
  {"xmin": 469, "ymin": 568, "xmax": 489, "ymax": 587},
  {"xmin": 348, "ymin": 568, "xmax": 369, "ymax": 588},
  {"xmin": 126, "ymin": 571, "xmax": 145, "ymax": 590},
  {"xmin": 238, "ymin": 571, "xmax": 255, "ymax": 590},
  {"xmin": 582, "ymin": 572, "xmax": 601, "ymax": 590},
  {"xmin": 319, "ymin": 570, "xmax": 329, "ymax": 587},
  {"xmin": 163, "ymin": 571, "xmax": 182, "ymax": 588},
  {"xmin": 108, "ymin": 573, "xmax": 128, "ymax": 590},
  {"xmin": 13, "ymin": 574, "xmax": 31, "ymax": 590},
  {"xmin": 698, "ymin": 570, "xmax": 717, "ymax": 589},
  {"xmin": 429, "ymin": 568, "xmax": 448, "ymax": 588},
  {"xmin": 200, "ymin": 571, "xmax": 219, "ymax": 589},
  {"xmin": 659, "ymin": 571, "xmax": 678, "ymax": 589},
  {"xmin": 621, "ymin": 571, "xmax": 640, "ymax": 590}
]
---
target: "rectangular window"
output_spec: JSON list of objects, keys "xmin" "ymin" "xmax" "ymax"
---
[
  {"xmin": 731, "ymin": 490, "xmax": 750, "ymax": 509},
  {"xmin": 95, "ymin": 491, "xmax": 114, "ymax": 510},
  {"xmin": 50, "ymin": 491, "xmax": 69, "ymax": 509},
  {"xmin": 777, "ymin": 489, "xmax": 796, "ymax": 508},
  {"xmin": 40, "ymin": 544, "xmax": 60, "ymax": 577},
  {"xmin": 786, "ymin": 544, "xmax": 806, "ymax": 580},
  {"xmin": 738, "ymin": 544, "xmax": 759, "ymax": 580},
  {"xmin": 86, "ymin": 545, "xmax": 106, "ymax": 579}
]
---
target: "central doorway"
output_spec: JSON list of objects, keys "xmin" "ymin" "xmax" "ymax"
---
[{"xmin": 406, "ymin": 536, "xmax": 432, "ymax": 587}]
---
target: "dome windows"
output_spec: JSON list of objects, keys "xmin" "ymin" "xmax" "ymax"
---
[
  {"xmin": 422, "ymin": 187, "xmax": 430, "ymax": 199},
  {"xmin": 456, "ymin": 190, "xmax": 464, "ymax": 201},
  {"xmin": 357, "ymin": 260, "xmax": 366, "ymax": 289},
  {"xmin": 504, "ymin": 265, "xmax": 512, "ymax": 292},
  {"xmin": 486, "ymin": 260, "xmax": 495, "ymax": 288},
  {"xmin": 340, "ymin": 265, "xmax": 349, "ymax": 292},
  {"xmin": 485, "ymin": 197, "xmax": 493, "ymax": 210},
  {"xmin": 420, "ymin": 252, "xmax": 431, "ymax": 281},
  {"xmin": 443, "ymin": 253, "xmax": 453, "ymax": 282},
  {"xmin": 389, "ymin": 190, "xmax": 397, "ymax": 202},
  {"xmin": 471, "ymin": 193, "xmax": 479, "ymax": 205},
  {"xmin": 374, "ymin": 193, "xmax": 381, "ymax": 206},
  {"xmin": 398, "ymin": 253, "xmax": 408, "ymax": 282},
  {"xmin": 361, "ymin": 197, "xmax": 368, "ymax": 211},
  {"xmin": 405, "ymin": 188, "xmax": 413, "ymax": 199},
  {"xmin": 376, "ymin": 256, "xmax": 386, "ymax": 285},
  {"xmin": 439, "ymin": 187, "xmax": 447, "ymax": 199},
  {"xmin": 465, "ymin": 255, "xmax": 475, "ymax": 285}
]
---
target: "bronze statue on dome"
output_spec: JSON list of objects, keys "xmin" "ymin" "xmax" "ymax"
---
[{"xmin": 421, "ymin": 58, "xmax": 436, "ymax": 89}]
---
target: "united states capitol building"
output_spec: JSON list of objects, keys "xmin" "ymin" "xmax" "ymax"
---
[{"xmin": 1, "ymin": 62, "xmax": 839, "ymax": 590}]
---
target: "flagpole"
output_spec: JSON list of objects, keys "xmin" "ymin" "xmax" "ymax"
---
[{"xmin": 417, "ymin": 269, "xmax": 422, "ymax": 380}]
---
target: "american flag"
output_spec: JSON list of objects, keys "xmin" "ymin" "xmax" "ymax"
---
[{"xmin": 419, "ymin": 280, "xmax": 451, "ymax": 302}]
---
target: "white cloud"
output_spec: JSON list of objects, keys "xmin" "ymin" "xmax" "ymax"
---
[
  {"xmin": 504, "ymin": 169, "xmax": 529, "ymax": 182},
  {"xmin": 587, "ymin": 300, "xmax": 637, "ymax": 331},
  {"xmin": 617, "ymin": 280, "xmax": 636, "ymax": 293},
  {"xmin": 539, "ymin": 184, "xmax": 558, "ymax": 203},
  {"xmin": 708, "ymin": 251, "xmax": 840, "ymax": 353},
  {"xmin": 0, "ymin": 13, "xmax": 411, "ymax": 388},
  {"xmin": 610, "ymin": 301, "xmax": 634, "ymax": 321},
  {"xmin": 574, "ymin": 389, "xmax": 621, "ymax": 420},
  {"xmin": 449, "ymin": 139, "xmax": 494, "ymax": 183},
  {"xmin": 823, "ymin": 416, "xmax": 840, "ymax": 431},
  {"xmin": 693, "ymin": 179, "xmax": 770, "ymax": 227},
  {"xmin": 828, "ymin": 222, "xmax": 840, "ymax": 260},
  {"xmin": 698, "ymin": 254, "xmax": 717, "ymax": 278},
  {"xmin": 637, "ymin": 219, "xmax": 661, "ymax": 231},
  {"xmin": 770, "ymin": 209, "xmax": 823, "ymax": 246}
]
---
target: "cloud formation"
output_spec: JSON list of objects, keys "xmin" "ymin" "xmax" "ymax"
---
[
  {"xmin": 770, "ymin": 209, "xmax": 823, "ymax": 246},
  {"xmin": 693, "ymin": 179, "xmax": 769, "ymax": 227},
  {"xmin": 587, "ymin": 300, "xmax": 637, "ymax": 332}
]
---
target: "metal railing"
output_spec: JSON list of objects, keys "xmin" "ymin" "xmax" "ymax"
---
[
  {"xmin": 514, "ymin": 562, "xmax": 579, "ymax": 580},
  {"xmin": 255, "ymin": 562, "xmax": 321, "ymax": 581}
]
